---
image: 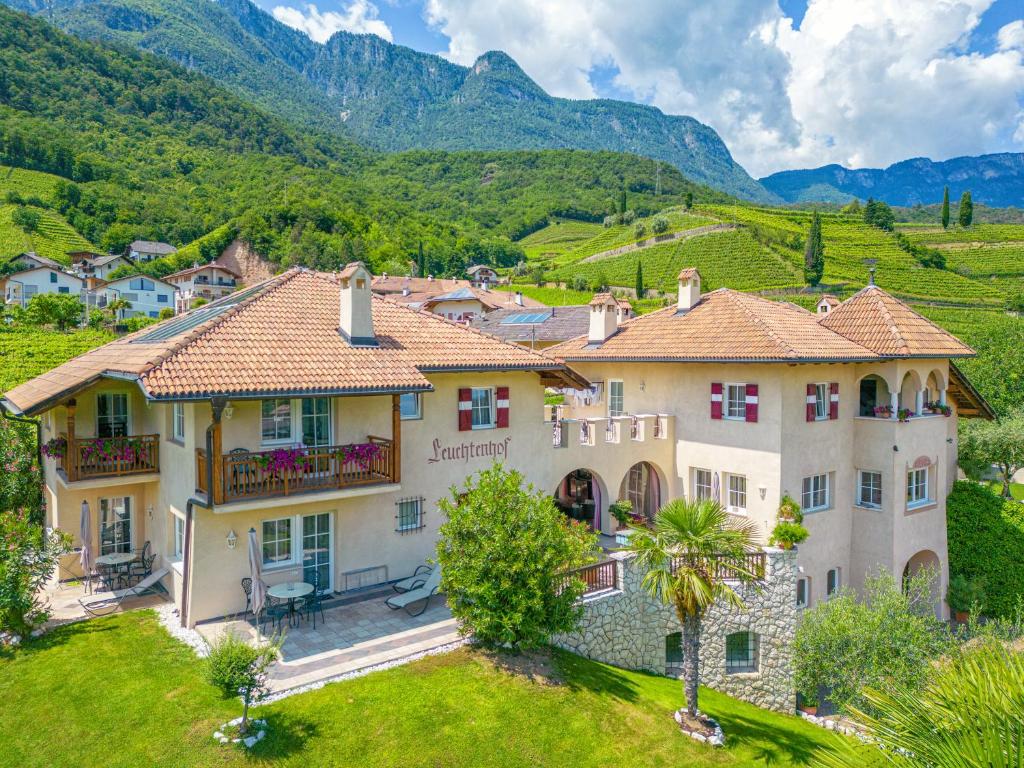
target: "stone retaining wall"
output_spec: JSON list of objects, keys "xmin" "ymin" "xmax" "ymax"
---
[{"xmin": 553, "ymin": 548, "xmax": 797, "ymax": 713}]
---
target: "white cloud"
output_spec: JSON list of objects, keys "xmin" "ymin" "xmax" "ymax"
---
[
  {"xmin": 272, "ymin": 1, "xmax": 392, "ymax": 43},
  {"xmin": 424, "ymin": 0, "xmax": 1024, "ymax": 176}
]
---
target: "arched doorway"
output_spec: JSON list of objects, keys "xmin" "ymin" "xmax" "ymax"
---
[
  {"xmin": 620, "ymin": 462, "xmax": 662, "ymax": 522},
  {"xmin": 902, "ymin": 550, "xmax": 942, "ymax": 617},
  {"xmin": 553, "ymin": 469, "xmax": 602, "ymax": 530}
]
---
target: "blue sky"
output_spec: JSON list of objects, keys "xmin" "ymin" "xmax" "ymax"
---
[{"xmin": 254, "ymin": 0, "xmax": 1024, "ymax": 175}]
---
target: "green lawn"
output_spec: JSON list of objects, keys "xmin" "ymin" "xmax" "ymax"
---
[
  {"xmin": 0, "ymin": 612, "xmax": 843, "ymax": 767},
  {"xmin": 986, "ymin": 481, "xmax": 1024, "ymax": 501}
]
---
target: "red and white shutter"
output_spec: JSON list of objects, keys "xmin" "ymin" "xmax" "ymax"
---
[
  {"xmin": 829, "ymin": 382, "xmax": 839, "ymax": 420},
  {"xmin": 496, "ymin": 386, "xmax": 510, "ymax": 428},
  {"xmin": 806, "ymin": 383, "xmax": 817, "ymax": 422},
  {"xmin": 710, "ymin": 382, "xmax": 723, "ymax": 420},
  {"xmin": 745, "ymin": 384, "xmax": 759, "ymax": 423},
  {"xmin": 458, "ymin": 388, "xmax": 472, "ymax": 431}
]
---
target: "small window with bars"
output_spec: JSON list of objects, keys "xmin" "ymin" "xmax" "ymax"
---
[
  {"xmin": 395, "ymin": 497, "xmax": 425, "ymax": 533},
  {"xmin": 725, "ymin": 631, "xmax": 759, "ymax": 673}
]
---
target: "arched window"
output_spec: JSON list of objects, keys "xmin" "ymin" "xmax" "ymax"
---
[{"xmin": 621, "ymin": 462, "xmax": 660, "ymax": 521}]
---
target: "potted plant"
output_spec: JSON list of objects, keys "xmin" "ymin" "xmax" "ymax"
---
[
  {"xmin": 897, "ymin": 408, "xmax": 912, "ymax": 422},
  {"xmin": 41, "ymin": 436, "xmax": 67, "ymax": 460},
  {"xmin": 609, "ymin": 499, "xmax": 633, "ymax": 531},
  {"xmin": 797, "ymin": 693, "xmax": 819, "ymax": 716},
  {"xmin": 778, "ymin": 495, "xmax": 802, "ymax": 524},
  {"xmin": 947, "ymin": 574, "xmax": 985, "ymax": 623},
  {"xmin": 770, "ymin": 520, "xmax": 809, "ymax": 550},
  {"xmin": 873, "ymin": 404, "xmax": 893, "ymax": 418}
]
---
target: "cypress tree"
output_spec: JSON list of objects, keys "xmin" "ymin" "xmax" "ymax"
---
[
  {"xmin": 635, "ymin": 259, "xmax": 645, "ymax": 299},
  {"xmin": 941, "ymin": 186, "xmax": 950, "ymax": 229},
  {"xmin": 684, "ymin": 192, "xmax": 693, "ymax": 210},
  {"xmin": 959, "ymin": 190, "xmax": 973, "ymax": 228},
  {"xmin": 803, "ymin": 211, "xmax": 825, "ymax": 286},
  {"xmin": 417, "ymin": 240, "xmax": 426, "ymax": 277},
  {"xmin": 619, "ymin": 188, "xmax": 627, "ymax": 223}
]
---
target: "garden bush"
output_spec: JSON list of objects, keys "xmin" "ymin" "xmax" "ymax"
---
[
  {"xmin": 0, "ymin": 512, "xmax": 71, "ymax": 636},
  {"xmin": 205, "ymin": 631, "xmax": 279, "ymax": 734}
]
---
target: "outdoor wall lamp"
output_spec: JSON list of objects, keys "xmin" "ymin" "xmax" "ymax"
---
[
  {"xmin": 223, "ymin": 402, "xmax": 235, "ymax": 420},
  {"xmin": 226, "ymin": 530, "xmax": 237, "ymax": 550},
  {"xmin": 758, "ymin": 485, "xmax": 767, "ymax": 500},
  {"xmin": 640, "ymin": 380, "xmax": 646, "ymax": 392},
  {"xmin": 893, "ymin": 445, "xmax": 899, "ymax": 452},
  {"xmin": 147, "ymin": 504, "xmax": 153, "ymax": 519}
]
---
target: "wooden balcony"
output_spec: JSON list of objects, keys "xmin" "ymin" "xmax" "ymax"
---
[
  {"xmin": 58, "ymin": 434, "xmax": 160, "ymax": 482},
  {"xmin": 196, "ymin": 437, "xmax": 396, "ymax": 504}
]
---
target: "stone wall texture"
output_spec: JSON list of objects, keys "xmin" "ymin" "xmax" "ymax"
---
[{"xmin": 554, "ymin": 548, "xmax": 797, "ymax": 713}]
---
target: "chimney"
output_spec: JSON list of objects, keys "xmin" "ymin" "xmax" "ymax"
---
[
  {"xmin": 588, "ymin": 293, "xmax": 619, "ymax": 344},
  {"xmin": 514, "ymin": 291, "xmax": 524, "ymax": 306},
  {"xmin": 677, "ymin": 268, "xmax": 702, "ymax": 312},
  {"xmin": 402, "ymin": 285, "xmax": 410, "ymax": 297},
  {"xmin": 338, "ymin": 261, "xmax": 377, "ymax": 347},
  {"xmin": 427, "ymin": 274, "xmax": 434, "ymax": 282},
  {"xmin": 482, "ymin": 279, "xmax": 489, "ymax": 291}
]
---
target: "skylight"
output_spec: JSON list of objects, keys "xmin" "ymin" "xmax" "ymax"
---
[{"xmin": 500, "ymin": 311, "xmax": 552, "ymax": 325}]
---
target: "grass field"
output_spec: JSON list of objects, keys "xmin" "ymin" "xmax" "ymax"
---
[
  {"xmin": 0, "ymin": 326, "xmax": 116, "ymax": 392},
  {"xmin": 0, "ymin": 204, "xmax": 96, "ymax": 265},
  {"xmin": 0, "ymin": 164, "xmax": 65, "ymax": 205},
  {"xmin": 0, "ymin": 611, "xmax": 845, "ymax": 768}
]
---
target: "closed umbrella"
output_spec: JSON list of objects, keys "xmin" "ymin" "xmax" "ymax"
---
[
  {"xmin": 79, "ymin": 501, "xmax": 93, "ymax": 594},
  {"xmin": 712, "ymin": 472, "xmax": 721, "ymax": 503},
  {"xmin": 247, "ymin": 528, "xmax": 266, "ymax": 620}
]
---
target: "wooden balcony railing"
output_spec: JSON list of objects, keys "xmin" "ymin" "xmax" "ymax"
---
[
  {"xmin": 59, "ymin": 434, "xmax": 160, "ymax": 481},
  {"xmin": 671, "ymin": 552, "xmax": 767, "ymax": 582},
  {"xmin": 196, "ymin": 437, "xmax": 395, "ymax": 504},
  {"xmin": 562, "ymin": 559, "xmax": 619, "ymax": 596}
]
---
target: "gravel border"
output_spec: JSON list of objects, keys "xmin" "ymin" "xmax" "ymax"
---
[{"xmin": 155, "ymin": 603, "xmax": 209, "ymax": 657}]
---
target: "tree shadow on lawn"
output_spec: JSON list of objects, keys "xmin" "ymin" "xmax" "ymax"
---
[
  {"xmin": 712, "ymin": 713, "xmax": 844, "ymax": 766},
  {"xmin": 0, "ymin": 617, "xmax": 118, "ymax": 660},
  {"xmin": 550, "ymin": 648, "xmax": 641, "ymax": 703},
  {"xmin": 245, "ymin": 711, "xmax": 321, "ymax": 761}
]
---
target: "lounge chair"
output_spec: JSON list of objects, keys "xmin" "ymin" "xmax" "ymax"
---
[
  {"xmin": 385, "ymin": 566, "xmax": 441, "ymax": 616},
  {"xmin": 392, "ymin": 563, "xmax": 433, "ymax": 594},
  {"xmin": 78, "ymin": 568, "xmax": 169, "ymax": 617}
]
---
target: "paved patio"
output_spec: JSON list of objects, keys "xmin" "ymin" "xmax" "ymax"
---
[
  {"xmin": 197, "ymin": 589, "xmax": 459, "ymax": 693},
  {"xmin": 42, "ymin": 573, "xmax": 170, "ymax": 627}
]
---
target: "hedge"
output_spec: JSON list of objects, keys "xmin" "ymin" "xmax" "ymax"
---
[{"xmin": 946, "ymin": 480, "xmax": 1024, "ymax": 618}]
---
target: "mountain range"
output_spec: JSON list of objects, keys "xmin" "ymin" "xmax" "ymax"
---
[
  {"xmin": 760, "ymin": 153, "xmax": 1024, "ymax": 208},
  {"xmin": 1, "ymin": 0, "xmax": 776, "ymax": 203}
]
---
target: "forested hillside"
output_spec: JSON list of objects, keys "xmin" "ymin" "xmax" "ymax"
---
[
  {"xmin": 0, "ymin": 4, "xmax": 723, "ymax": 276},
  {"xmin": 1, "ymin": 0, "xmax": 776, "ymax": 202}
]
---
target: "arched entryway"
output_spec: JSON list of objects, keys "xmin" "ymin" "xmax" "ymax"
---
[
  {"xmin": 620, "ymin": 462, "xmax": 662, "ymax": 522},
  {"xmin": 902, "ymin": 549, "xmax": 942, "ymax": 617},
  {"xmin": 553, "ymin": 469, "xmax": 603, "ymax": 530}
]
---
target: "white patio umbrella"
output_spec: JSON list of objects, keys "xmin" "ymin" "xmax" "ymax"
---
[
  {"xmin": 712, "ymin": 472, "xmax": 721, "ymax": 503},
  {"xmin": 79, "ymin": 500, "xmax": 93, "ymax": 593},
  {"xmin": 247, "ymin": 528, "xmax": 267, "ymax": 620}
]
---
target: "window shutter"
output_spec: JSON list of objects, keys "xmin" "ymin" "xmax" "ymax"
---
[
  {"xmin": 806, "ymin": 383, "xmax": 816, "ymax": 422},
  {"xmin": 745, "ymin": 384, "xmax": 759, "ymax": 423},
  {"xmin": 829, "ymin": 382, "xmax": 839, "ymax": 420},
  {"xmin": 710, "ymin": 382, "xmax": 723, "ymax": 420},
  {"xmin": 458, "ymin": 388, "xmax": 472, "ymax": 431},
  {"xmin": 496, "ymin": 386, "xmax": 510, "ymax": 428}
]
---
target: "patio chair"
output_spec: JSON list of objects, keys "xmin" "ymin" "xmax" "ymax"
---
[
  {"xmin": 385, "ymin": 566, "xmax": 441, "ymax": 617},
  {"xmin": 241, "ymin": 577, "xmax": 253, "ymax": 616},
  {"xmin": 260, "ymin": 595, "xmax": 289, "ymax": 634},
  {"xmin": 301, "ymin": 574, "xmax": 326, "ymax": 629},
  {"xmin": 125, "ymin": 551, "xmax": 157, "ymax": 587},
  {"xmin": 78, "ymin": 568, "xmax": 169, "ymax": 617},
  {"xmin": 392, "ymin": 563, "xmax": 433, "ymax": 594}
]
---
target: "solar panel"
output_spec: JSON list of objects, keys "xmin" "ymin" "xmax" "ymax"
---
[
  {"xmin": 500, "ymin": 311, "xmax": 551, "ymax": 325},
  {"xmin": 133, "ymin": 283, "xmax": 266, "ymax": 343}
]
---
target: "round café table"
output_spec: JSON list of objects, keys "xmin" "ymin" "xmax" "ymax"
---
[
  {"xmin": 266, "ymin": 581, "xmax": 314, "ymax": 628},
  {"xmin": 95, "ymin": 551, "xmax": 137, "ymax": 590}
]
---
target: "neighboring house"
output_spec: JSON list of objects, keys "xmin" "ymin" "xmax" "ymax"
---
[
  {"xmin": 128, "ymin": 240, "xmax": 177, "ymax": 263},
  {"xmin": 164, "ymin": 263, "xmax": 241, "ymax": 312},
  {"xmin": 1, "ymin": 264, "xmax": 989, "ymax": 634},
  {"xmin": 371, "ymin": 275, "xmax": 544, "ymax": 323},
  {"xmin": 102, "ymin": 274, "xmax": 177, "ymax": 319},
  {"xmin": 4, "ymin": 251, "xmax": 66, "ymax": 272},
  {"xmin": 471, "ymin": 305, "xmax": 592, "ymax": 349},
  {"xmin": 466, "ymin": 264, "xmax": 499, "ymax": 287},
  {"xmin": 72, "ymin": 253, "xmax": 134, "ymax": 282},
  {"xmin": 2, "ymin": 265, "xmax": 85, "ymax": 308},
  {"xmin": 815, "ymin": 294, "xmax": 840, "ymax": 315}
]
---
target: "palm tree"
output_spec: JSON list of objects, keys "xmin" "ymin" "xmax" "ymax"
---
[
  {"xmin": 105, "ymin": 297, "xmax": 131, "ymax": 323},
  {"xmin": 624, "ymin": 497, "xmax": 759, "ymax": 717}
]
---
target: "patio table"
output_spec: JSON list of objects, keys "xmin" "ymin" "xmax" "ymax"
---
[
  {"xmin": 267, "ymin": 581, "xmax": 314, "ymax": 628},
  {"xmin": 95, "ymin": 551, "xmax": 136, "ymax": 589}
]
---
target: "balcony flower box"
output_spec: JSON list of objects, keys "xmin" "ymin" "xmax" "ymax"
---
[
  {"xmin": 81, "ymin": 437, "xmax": 151, "ymax": 464},
  {"xmin": 872, "ymin": 405, "xmax": 893, "ymax": 418},
  {"xmin": 897, "ymin": 408, "xmax": 913, "ymax": 423},
  {"xmin": 42, "ymin": 437, "xmax": 67, "ymax": 460},
  {"xmin": 926, "ymin": 401, "xmax": 952, "ymax": 416}
]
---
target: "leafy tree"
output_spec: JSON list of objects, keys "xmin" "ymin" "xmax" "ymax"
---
[
  {"xmin": 436, "ymin": 464, "xmax": 598, "ymax": 649},
  {"xmin": 959, "ymin": 190, "xmax": 974, "ymax": 228},
  {"xmin": 793, "ymin": 570, "xmax": 950, "ymax": 715},
  {"xmin": 529, "ymin": 266, "xmax": 547, "ymax": 287},
  {"xmin": 26, "ymin": 293, "xmax": 83, "ymax": 331},
  {"xmin": 205, "ymin": 630, "xmax": 281, "ymax": 735},
  {"xmin": 803, "ymin": 211, "xmax": 825, "ymax": 286},
  {"xmin": 569, "ymin": 274, "xmax": 588, "ymax": 292},
  {"xmin": 959, "ymin": 409, "xmax": 1024, "ymax": 497},
  {"xmin": 417, "ymin": 240, "xmax": 426, "ymax": 278},
  {"xmin": 863, "ymin": 198, "xmax": 895, "ymax": 231},
  {"xmin": 623, "ymin": 497, "xmax": 759, "ymax": 717},
  {"xmin": 0, "ymin": 418, "xmax": 41, "ymax": 522},
  {"xmin": 11, "ymin": 206, "xmax": 40, "ymax": 233},
  {"xmin": 684, "ymin": 192, "xmax": 693, "ymax": 210},
  {"xmin": 619, "ymin": 188, "xmax": 627, "ymax": 223},
  {"xmin": 590, "ymin": 269, "xmax": 608, "ymax": 292},
  {"xmin": 634, "ymin": 221, "xmax": 646, "ymax": 240},
  {"xmin": 100, "ymin": 223, "xmax": 135, "ymax": 254},
  {"xmin": 635, "ymin": 259, "xmax": 645, "ymax": 299},
  {"xmin": 651, "ymin": 215, "xmax": 669, "ymax": 234},
  {"xmin": 0, "ymin": 511, "xmax": 71, "ymax": 636},
  {"xmin": 941, "ymin": 186, "xmax": 950, "ymax": 229},
  {"xmin": 841, "ymin": 198, "xmax": 862, "ymax": 215}
]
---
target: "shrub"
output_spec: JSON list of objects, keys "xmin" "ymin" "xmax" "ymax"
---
[
  {"xmin": 769, "ymin": 520, "xmax": 808, "ymax": 550},
  {"xmin": 158, "ymin": 307, "xmax": 174, "ymax": 320},
  {"xmin": 0, "ymin": 418, "xmax": 41, "ymax": 522},
  {"xmin": 621, "ymin": 210, "xmax": 636, "ymax": 225},
  {"xmin": 569, "ymin": 275, "xmax": 588, "ymax": 292},
  {"xmin": 436, "ymin": 463, "xmax": 598, "ymax": 649},
  {"xmin": 205, "ymin": 631, "xmax": 280, "ymax": 734},
  {"xmin": 11, "ymin": 206, "xmax": 40, "ymax": 233},
  {"xmin": 946, "ymin": 574, "xmax": 986, "ymax": 614},
  {"xmin": 634, "ymin": 221, "xmax": 647, "ymax": 240},
  {"xmin": 0, "ymin": 512, "xmax": 71, "ymax": 636},
  {"xmin": 608, "ymin": 499, "xmax": 633, "ymax": 528},
  {"xmin": 529, "ymin": 266, "xmax": 547, "ymax": 287},
  {"xmin": 26, "ymin": 293, "xmax": 83, "ymax": 331},
  {"xmin": 793, "ymin": 569, "xmax": 951, "ymax": 715},
  {"xmin": 651, "ymin": 215, "xmax": 669, "ymax": 234}
]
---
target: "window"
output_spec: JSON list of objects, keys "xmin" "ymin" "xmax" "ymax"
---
[
  {"xmin": 813, "ymin": 383, "xmax": 829, "ymax": 420},
  {"xmin": 827, "ymin": 568, "xmax": 841, "ymax": 597},
  {"xmin": 801, "ymin": 474, "xmax": 830, "ymax": 512},
  {"xmin": 58, "ymin": 286, "xmax": 70, "ymax": 294},
  {"xmin": 148, "ymin": 311, "xmax": 158, "ymax": 318},
  {"xmin": 727, "ymin": 474, "xmax": 747, "ymax": 512},
  {"xmin": 693, "ymin": 468, "xmax": 713, "ymax": 500},
  {"xmin": 262, "ymin": 518, "xmax": 293, "ymax": 566},
  {"xmin": 399, "ymin": 392, "xmax": 422, "ymax": 420},
  {"xmin": 261, "ymin": 398, "xmax": 292, "ymax": 443},
  {"xmin": 725, "ymin": 631, "xmax": 758, "ymax": 673},
  {"xmin": 157, "ymin": 294, "xmax": 168, "ymax": 303},
  {"xmin": 608, "ymin": 380, "xmax": 624, "ymax": 417},
  {"xmin": 857, "ymin": 470, "xmax": 882, "ymax": 508},
  {"xmin": 907, "ymin": 467, "xmax": 930, "ymax": 508},
  {"xmin": 99, "ymin": 497, "xmax": 132, "ymax": 555},
  {"xmin": 300, "ymin": 397, "xmax": 331, "ymax": 448},
  {"xmin": 172, "ymin": 514, "xmax": 185, "ymax": 560},
  {"xmin": 665, "ymin": 632, "xmax": 683, "ymax": 677},
  {"xmin": 129, "ymin": 277, "xmax": 154, "ymax": 291},
  {"xmin": 470, "ymin": 387, "xmax": 495, "ymax": 429},
  {"xmin": 49, "ymin": 271, "xmax": 58, "ymax": 283},
  {"xmin": 172, "ymin": 402, "xmax": 185, "ymax": 442},
  {"xmin": 796, "ymin": 577, "xmax": 809, "ymax": 608},
  {"xmin": 97, "ymin": 393, "xmax": 128, "ymax": 437},
  {"xmin": 725, "ymin": 384, "xmax": 747, "ymax": 420},
  {"xmin": 396, "ymin": 498, "xmax": 424, "ymax": 532}
]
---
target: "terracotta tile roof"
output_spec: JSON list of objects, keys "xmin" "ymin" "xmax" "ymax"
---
[
  {"xmin": 548, "ymin": 288, "xmax": 879, "ymax": 362},
  {"xmin": 817, "ymin": 294, "xmax": 840, "ymax": 308},
  {"xmin": 3, "ymin": 269, "xmax": 579, "ymax": 415},
  {"xmin": 678, "ymin": 267, "xmax": 701, "ymax": 281},
  {"xmin": 818, "ymin": 285, "xmax": 974, "ymax": 357},
  {"xmin": 588, "ymin": 293, "xmax": 617, "ymax": 307}
]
